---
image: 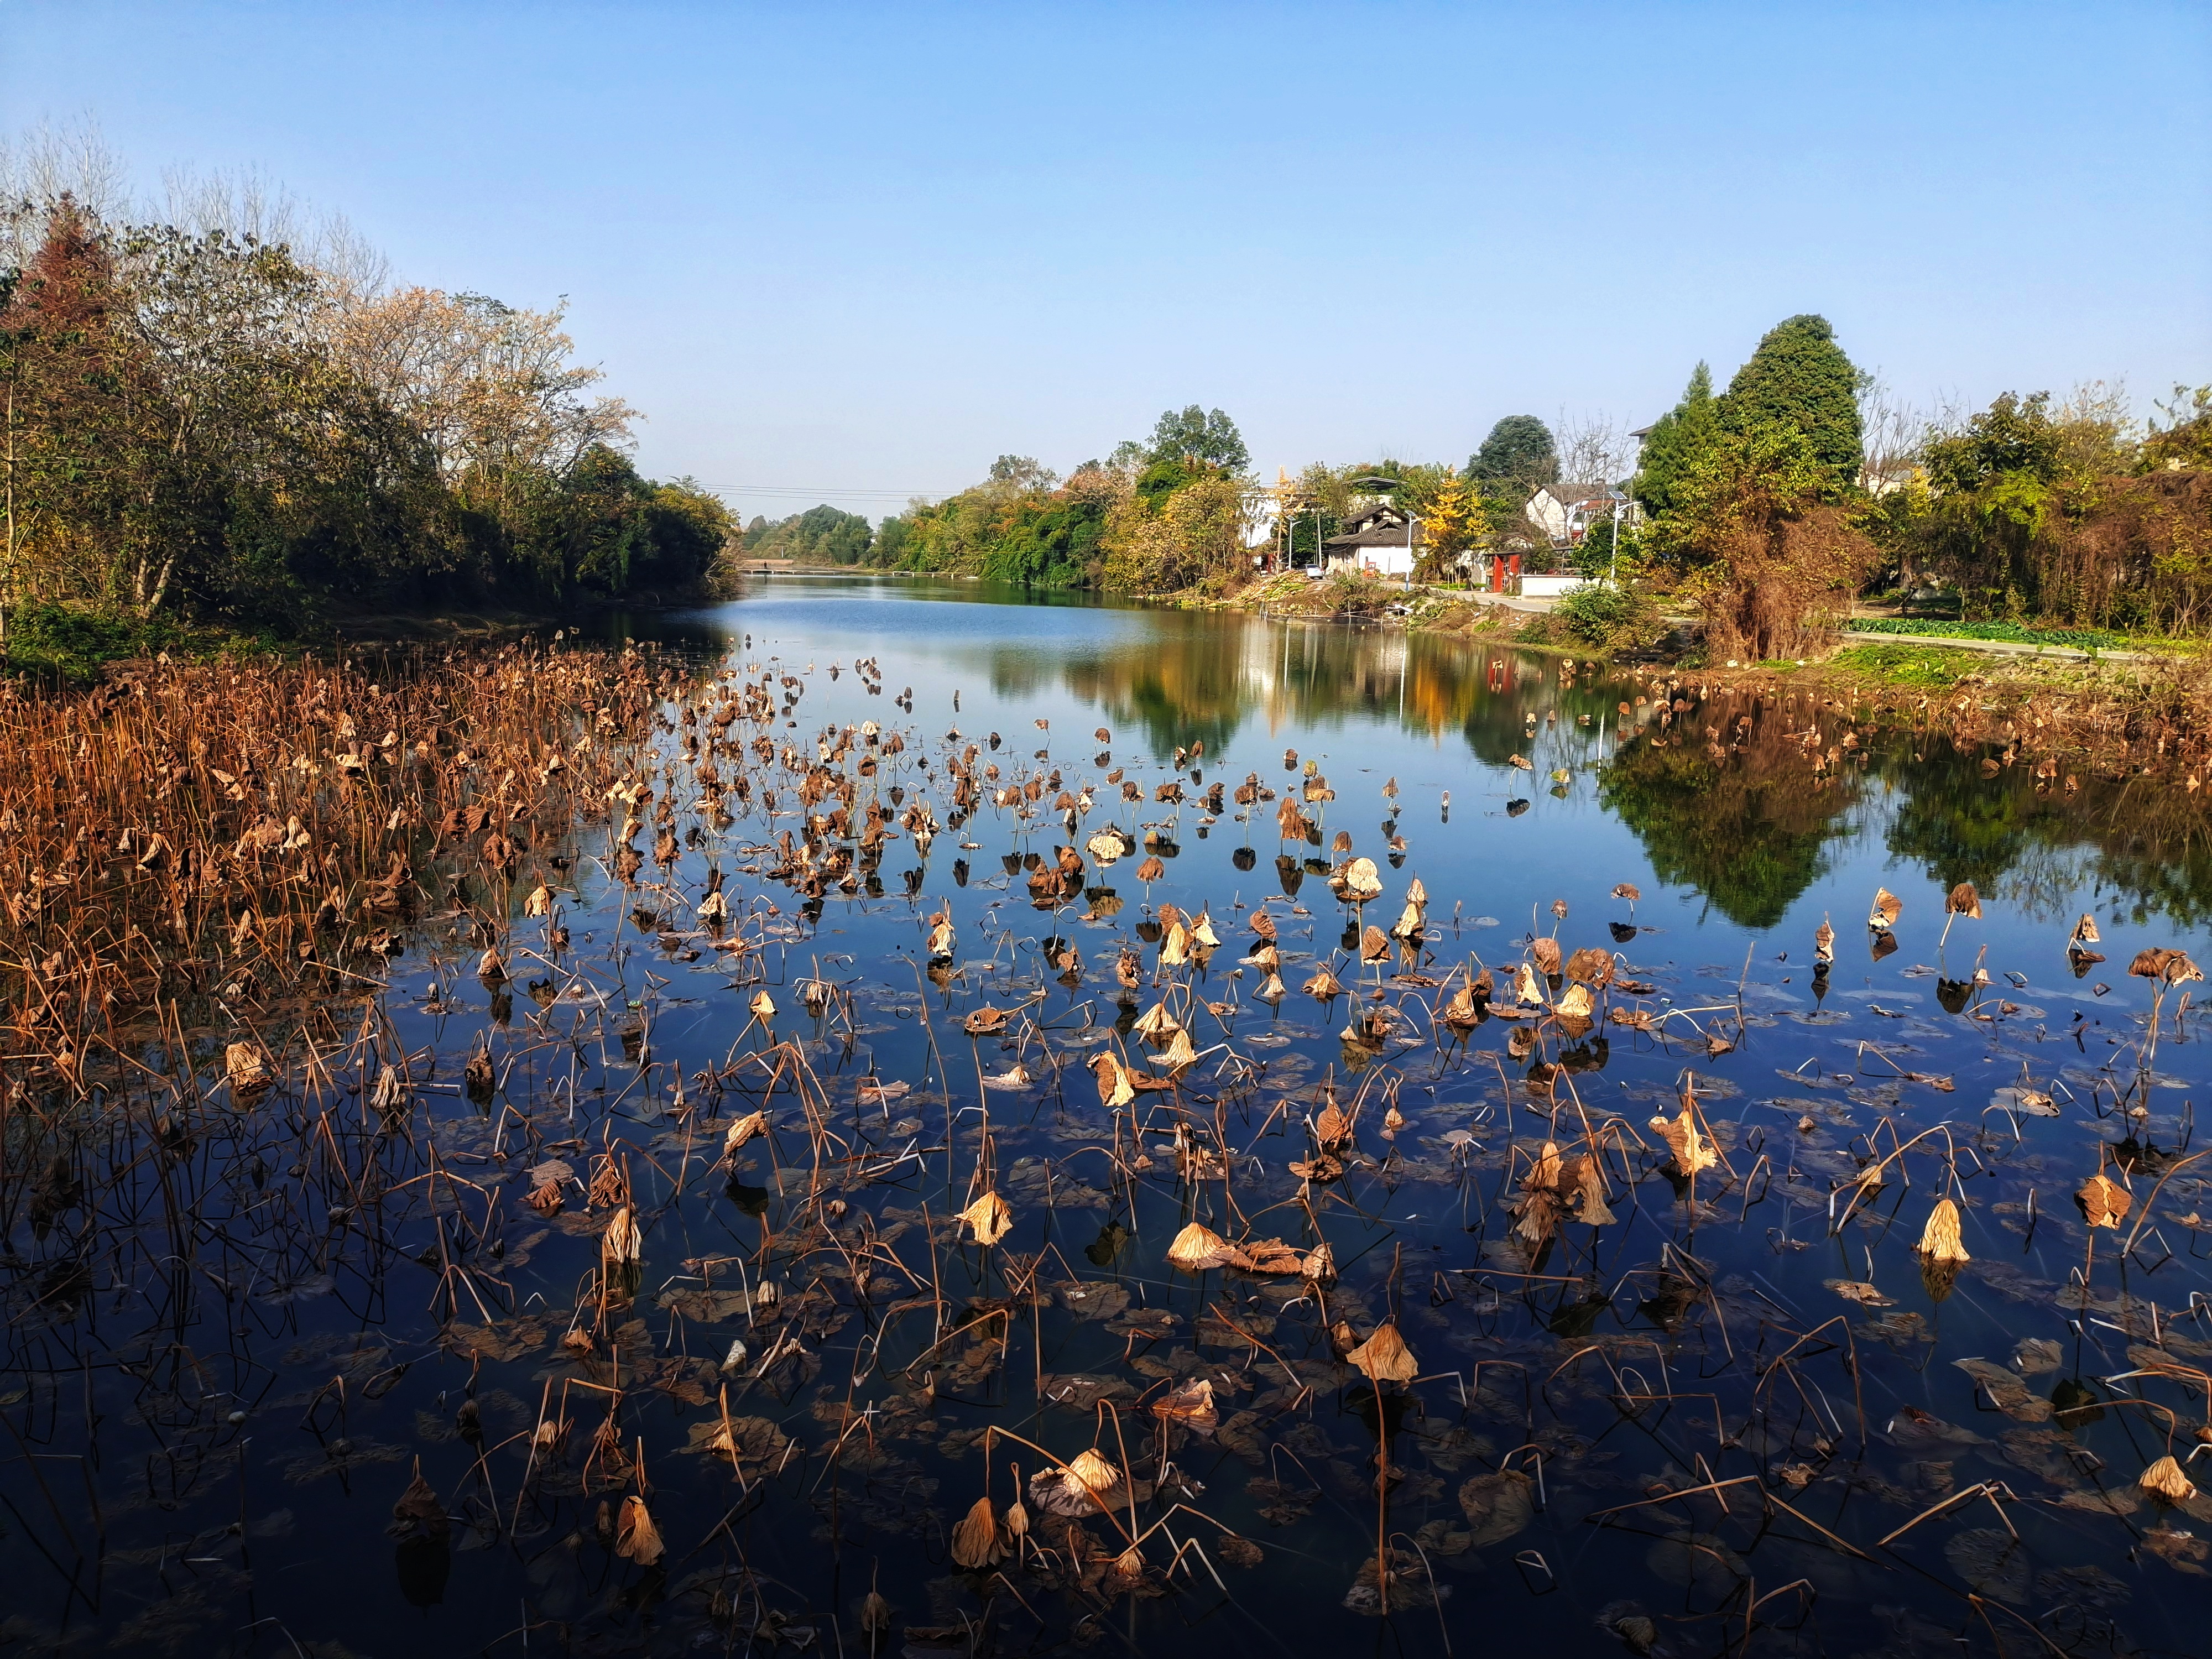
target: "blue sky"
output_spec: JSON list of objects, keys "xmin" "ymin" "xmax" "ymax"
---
[{"xmin": 5, "ymin": 2, "xmax": 2206, "ymax": 520}]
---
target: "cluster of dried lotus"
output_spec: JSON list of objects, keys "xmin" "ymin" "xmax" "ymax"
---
[
  {"xmin": 949, "ymin": 1447, "xmax": 1138, "ymax": 1570},
  {"xmin": 1165, "ymin": 1220, "xmax": 1329, "ymax": 1279},
  {"xmin": 1853, "ymin": 885, "xmax": 2198, "ymax": 995},
  {"xmin": 1510, "ymin": 1135, "xmax": 1621, "ymax": 1245}
]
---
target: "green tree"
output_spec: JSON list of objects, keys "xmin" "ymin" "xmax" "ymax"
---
[
  {"xmin": 740, "ymin": 504, "xmax": 874, "ymax": 566},
  {"xmin": 0, "ymin": 189, "xmax": 724, "ymax": 644},
  {"xmin": 2146, "ymin": 385, "xmax": 2212, "ymax": 472},
  {"xmin": 1146, "ymin": 405, "xmax": 1248, "ymax": 471},
  {"xmin": 872, "ymin": 515, "xmax": 910, "ymax": 566},
  {"xmin": 1467, "ymin": 415, "xmax": 1558, "ymax": 495},
  {"xmin": 987, "ymin": 454, "xmax": 1058, "ymax": 492},
  {"xmin": 1632, "ymin": 362, "xmax": 1719, "ymax": 519},
  {"xmin": 1643, "ymin": 419, "xmax": 1879, "ymax": 661},
  {"xmin": 1720, "ymin": 314, "xmax": 1863, "ymax": 493},
  {"xmin": 1884, "ymin": 388, "xmax": 2211, "ymax": 629},
  {"xmin": 1101, "ymin": 472, "xmax": 1248, "ymax": 592}
]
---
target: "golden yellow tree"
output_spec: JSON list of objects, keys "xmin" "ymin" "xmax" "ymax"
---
[{"xmin": 1415, "ymin": 474, "xmax": 1482, "ymax": 581}]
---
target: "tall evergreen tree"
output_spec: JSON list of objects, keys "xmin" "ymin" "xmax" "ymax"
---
[
  {"xmin": 1720, "ymin": 314, "xmax": 1863, "ymax": 492},
  {"xmin": 1466, "ymin": 415, "xmax": 1558, "ymax": 495},
  {"xmin": 1632, "ymin": 362, "xmax": 1718, "ymax": 518}
]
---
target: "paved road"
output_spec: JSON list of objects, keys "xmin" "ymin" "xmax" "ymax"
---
[{"xmin": 1838, "ymin": 628, "xmax": 2149, "ymax": 662}]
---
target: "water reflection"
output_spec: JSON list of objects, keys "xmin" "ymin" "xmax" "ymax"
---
[
  {"xmin": 630, "ymin": 575, "xmax": 2212, "ymax": 929},
  {"xmin": 1597, "ymin": 722, "xmax": 1862, "ymax": 930}
]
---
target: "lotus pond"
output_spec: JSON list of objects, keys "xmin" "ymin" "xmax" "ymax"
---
[{"xmin": 4, "ymin": 575, "xmax": 2211, "ymax": 1659}]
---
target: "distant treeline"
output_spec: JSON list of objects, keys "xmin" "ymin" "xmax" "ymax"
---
[
  {"xmin": 740, "ymin": 411, "xmax": 1255, "ymax": 592},
  {"xmin": 759, "ymin": 314, "xmax": 2212, "ymax": 649},
  {"xmin": 738, "ymin": 505, "xmax": 876, "ymax": 568}
]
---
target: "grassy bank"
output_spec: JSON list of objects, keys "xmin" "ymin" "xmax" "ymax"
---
[
  {"xmin": 1, "ymin": 591, "xmax": 709, "ymax": 687},
  {"xmin": 1188, "ymin": 568, "xmax": 2212, "ymax": 764},
  {"xmin": 0, "ymin": 602, "xmax": 289, "ymax": 686}
]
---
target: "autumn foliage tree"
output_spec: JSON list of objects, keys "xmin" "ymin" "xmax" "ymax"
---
[
  {"xmin": 1100, "ymin": 467, "xmax": 1250, "ymax": 593},
  {"xmin": 0, "ymin": 200, "xmax": 138, "ymax": 636},
  {"xmin": 0, "ymin": 192, "xmax": 729, "ymax": 648},
  {"xmin": 1411, "ymin": 473, "xmax": 1481, "ymax": 581},
  {"xmin": 1642, "ymin": 421, "xmax": 1879, "ymax": 662},
  {"xmin": 1878, "ymin": 386, "xmax": 2212, "ymax": 632}
]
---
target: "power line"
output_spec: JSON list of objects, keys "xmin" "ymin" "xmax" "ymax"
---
[{"xmin": 700, "ymin": 484, "xmax": 945, "ymax": 499}]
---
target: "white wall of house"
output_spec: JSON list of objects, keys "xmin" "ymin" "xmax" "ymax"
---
[
  {"xmin": 1520, "ymin": 573, "xmax": 1586, "ymax": 598},
  {"xmin": 1524, "ymin": 489, "xmax": 1570, "ymax": 543}
]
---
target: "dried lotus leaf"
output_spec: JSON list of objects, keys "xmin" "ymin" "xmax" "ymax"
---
[
  {"xmin": 959, "ymin": 1190, "xmax": 1014, "ymax": 1247},
  {"xmin": 1869, "ymin": 887, "xmax": 1903, "ymax": 930},
  {"xmin": 1166, "ymin": 1222, "xmax": 1248, "ymax": 1273},
  {"xmin": 2075, "ymin": 1173, "xmax": 2130, "ymax": 1229},
  {"xmin": 1650, "ymin": 1102, "xmax": 1718, "ymax": 1174},
  {"xmin": 1345, "ymin": 1320, "xmax": 1417, "ymax": 1384},
  {"xmin": 2140, "ymin": 1454, "xmax": 2197, "ymax": 1505},
  {"xmin": 1159, "ymin": 1026, "xmax": 1198, "ymax": 1071},
  {"xmin": 601, "ymin": 1204, "xmax": 643, "ymax": 1266},
  {"xmin": 1562, "ymin": 946, "xmax": 1614, "ymax": 986},
  {"xmin": 2130, "ymin": 947, "xmax": 2203, "ymax": 984},
  {"xmin": 1091, "ymin": 1051, "xmax": 1135, "ymax": 1108},
  {"xmin": 613, "ymin": 1494, "xmax": 663, "ymax": 1564},
  {"xmin": 1917, "ymin": 1197, "xmax": 1970, "ymax": 1261},
  {"xmin": 950, "ymin": 1495, "xmax": 1006, "ymax": 1568},
  {"xmin": 1067, "ymin": 1448, "xmax": 1122, "ymax": 1493},
  {"xmin": 226, "ymin": 1041, "xmax": 271, "ymax": 1093},
  {"xmin": 1456, "ymin": 1469, "xmax": 1534, "ymax": 1547}
]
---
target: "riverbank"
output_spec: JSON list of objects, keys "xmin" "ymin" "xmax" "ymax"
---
[
  {"xmin": 0, "ymin": 586, "xmax": 720, "ymax": 685},
  {"xmin": 1170, "ymin": 567, "xmax": 2212, "ymax": 773}
]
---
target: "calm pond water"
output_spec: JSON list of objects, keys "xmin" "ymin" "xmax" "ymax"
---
[{"xmin": 9, "ymin": 573, "xmax": 2212, "ymax": 1658}]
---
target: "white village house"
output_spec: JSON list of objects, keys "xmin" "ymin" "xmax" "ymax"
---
[
  {"xmin": 1320, "ymin": 499, "xmax": 1423, "ymax": 577},
  {"xmin": 1517, "ymin": 482, "xmax": 1642, "ymax": 597},
  {"xmin": 1524, "ymin": 482, "xmax": 1638, "ymax": 548}
]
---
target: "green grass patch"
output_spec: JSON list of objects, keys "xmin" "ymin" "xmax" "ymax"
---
[
  {"xmin": 1828, "ymin": 642, "xmax": 1980, "ymax": 688},
  {"xmin": 4, "ymin": 602, "xmax": 281, "ymax": 685},
  {"xmin": 1845, "ymin": 616, "xmax": 2122, "ymax": 650}
]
